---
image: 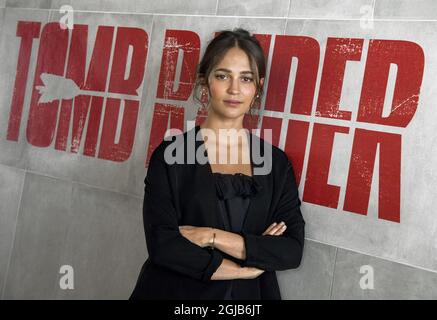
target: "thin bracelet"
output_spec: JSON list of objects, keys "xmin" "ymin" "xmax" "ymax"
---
[{"xmin": 211, "ymin": 232, "xmax": 216, "ymax": 249}]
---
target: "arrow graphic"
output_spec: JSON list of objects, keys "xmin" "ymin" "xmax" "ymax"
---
[{"xmin": 36, "ymin": 73, "xmax": 139, "ymax": 103}]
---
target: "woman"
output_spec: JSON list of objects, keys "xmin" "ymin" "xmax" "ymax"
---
[{"xmin": 130, "ymin": 28, "xmax": 305, "ymax": 300}]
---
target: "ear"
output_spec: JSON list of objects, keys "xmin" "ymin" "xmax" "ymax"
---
[{"xmin": 198, "ymin": 75, "xmax": 208, "ymax": 87}]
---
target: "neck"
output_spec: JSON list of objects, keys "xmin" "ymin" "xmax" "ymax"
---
[
  {"xmin": 199, "ymin": 115, "xmax": 249, "ymax": 148},
  {"xmin": 200, "ymin": 110, "xmax": 245, "ymax": 132}
]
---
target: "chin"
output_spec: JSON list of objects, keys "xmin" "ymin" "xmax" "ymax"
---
[
  {"xmin": 221, "ymin": 109, "xmax": 246, "ymax": 119},
  {"xmin": 211, "ymin": 103, "xmax": 248, "ymax": 120}
]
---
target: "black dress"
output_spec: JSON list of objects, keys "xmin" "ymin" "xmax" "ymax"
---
[{"xmin": 212, "ymin": 172, "xmax": 262, "ymax": 299}]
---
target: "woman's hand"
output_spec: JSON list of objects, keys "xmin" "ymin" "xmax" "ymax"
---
[
  {"xmin": 239, "ymin": 266, "xmax": 266, "ymax": 279},
  {"xmin": 262, "ymin": 221, "xmax": 287, "ymax": 236},
  {"xmin": 179, "ymin": 225, "xmax": 213, "ymax": 248},
  {"xmin": 239, "ymin": 222, "xmax": 287, "ymax": 279},
  {"xmin": 179, "ymin": 223, "xmax": 286, "ymax": 279}
]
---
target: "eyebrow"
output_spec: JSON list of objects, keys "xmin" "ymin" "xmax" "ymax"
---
[{"xmin": 214, "ymin": 68, "xmax": 254, "ymax": 75}]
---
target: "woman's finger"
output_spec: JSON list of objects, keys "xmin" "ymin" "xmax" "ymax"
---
[
  {"xmin": 262, "ymin": 222, "xmax": 277, "ymax": 235},
  {"xmin": 262, "ymin": 223, "xmax": 276, "ymax": 235},
  {"xmin": 273, "ymin": 224, "xmax": 287, "ymax": 235},
  {"xmin": 179, "ymin": 225, "xmax": 195, "ymax": 231},
  {"xmin": 270, "ymin": 222, "xmax": 287, "ymax": 235}
]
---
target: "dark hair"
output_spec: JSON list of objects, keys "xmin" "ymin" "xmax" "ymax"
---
[{"xmin": 193, "ymin": 28, "xmax": 266, "ymax": 125}]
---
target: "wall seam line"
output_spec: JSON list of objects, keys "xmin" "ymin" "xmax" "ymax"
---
[
  {"xmin": 24, "ymin": 169, "xmax": 143, "ymax": 200},
  {"xmin": 329, "ymin": 247, "xmax": 338, "ymax": 300},
  {"xmin": 0, "ymin": 169, "xmax": 27, "ymax": 300},
  {"xmin": 286, "ymin": 0, "xmax": 292, "ymax": 19},
  {"xmin": 215, "ymin": 0, "xmax": 219, "ymax": 15},
  {"xmin": 306, "ymin": 237, "xmax": 437, "ymax": 275},
  {"xmin": 4, "ymin": 6, "xmax": 437, "ymax": 21}
]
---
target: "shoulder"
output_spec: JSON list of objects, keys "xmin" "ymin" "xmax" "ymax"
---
[
  {"xmin": 150, "ymin": 127, "xmax": 190, "ymax": 157},
  {"xmin": 271, "ymin": 144, "xmax": 290, "ymax": 166},
  {"xmin": 250, "ymin": 135, "xmax": 299, "ymax": 194},
  {"xmin": 149, "ymin": 128, "xmax": 194, "ymax": 167}
]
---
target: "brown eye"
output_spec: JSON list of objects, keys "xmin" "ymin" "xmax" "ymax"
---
[
  {"xmin": 242, "ymin": 77, "xmax": 254, "ymax": 82},
  {"xmin": 215, "ymin": 74, "xmax": 227, "ymax": 80}
]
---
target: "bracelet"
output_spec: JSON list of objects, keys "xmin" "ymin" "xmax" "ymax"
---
[{"xmin": 211, "ymin": 232, "xmax": 216, "ymax": 249}]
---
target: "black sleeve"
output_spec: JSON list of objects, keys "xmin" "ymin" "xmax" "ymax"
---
[
  {"xmin": 241, "ymin": 159, "xmax": 305, "ymax": 271},
  {"xmin": 143, "ymin": 143, "xmax": 223, "ymax": 282}
]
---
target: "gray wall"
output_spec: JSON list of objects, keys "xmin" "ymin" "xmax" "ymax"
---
[{"xmin": 1, "ymin": 0, "xmax": 437, "ymax": 299}]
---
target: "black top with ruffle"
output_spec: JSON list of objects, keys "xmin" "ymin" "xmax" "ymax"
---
[
  {"xmin": 213, "ymin": 172, "xmax": 262, "ymax": 233},
  {"xmin": 213, "ymin": 172, "xmax": 263, "ymax": 299}
]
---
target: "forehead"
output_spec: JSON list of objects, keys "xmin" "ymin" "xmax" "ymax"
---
[{"xmin": 214, "ymin": 47, "xmax": 252, "ymax": 72}]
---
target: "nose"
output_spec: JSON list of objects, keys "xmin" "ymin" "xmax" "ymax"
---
[{"xmin": 227, "ymin": 77, "xmax": 240, "ymax": 94}]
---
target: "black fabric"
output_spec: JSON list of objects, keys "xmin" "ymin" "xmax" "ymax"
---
[
  {"xmin": 129, "ymin": 125, "xmax": 305, "ymax": 300},
  {"xmin": 214, "ymin": 172, "xmax": 262, "ymax": 233},
  {"xmin": 214, "ymin": 172, "xmax": 260, "ymax": 299}
]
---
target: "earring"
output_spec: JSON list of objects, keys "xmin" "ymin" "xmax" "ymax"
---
[
  {"xmin": 201, "ymin": 88, "xmax": 209, "ymax": 109},
  {"xmin": 201, "ymin": 88, "xmax": 207, "ymax": 99}
]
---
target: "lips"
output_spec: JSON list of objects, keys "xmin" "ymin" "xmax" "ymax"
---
[{"xmin": 223, "ymin": 100, "xmax": 242, "ymax": 107}]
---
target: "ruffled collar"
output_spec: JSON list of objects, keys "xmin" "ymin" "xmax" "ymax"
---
[{"xmin": 213, "ymin": 172, "xmax": 263, "ymax": 200}]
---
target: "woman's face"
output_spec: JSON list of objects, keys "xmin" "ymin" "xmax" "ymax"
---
[{"xmin": 206, "ymin": 47, "xmax": 263, "ymax": 121}]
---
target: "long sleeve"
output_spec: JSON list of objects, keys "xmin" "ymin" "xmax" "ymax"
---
[
  {"xmin": 143, "ymin": 142, "xmax": 223, "ymax": 282},
  {"xmin": 241, "ymin": 159, "xmax": 305, "ymax": 271}
]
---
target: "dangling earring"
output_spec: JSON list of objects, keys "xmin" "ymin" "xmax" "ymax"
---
[
  {"xmin": 201, "ymin": 87, "xmax": 209, "ymax": 109},
  {"xmin": 249, "ymin": 93, "xmax": 260, "ymax": 112}
]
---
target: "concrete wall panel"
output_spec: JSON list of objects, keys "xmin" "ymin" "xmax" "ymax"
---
[
  {"xmin": 217, "ymin": 0, "xmax": 290, "ymax": 17},
  {"xmin": 3, "ymin": 172, "xmax": 144, "ymax": 299},
  {"xmin": 3, "ymin": 173, "xmax": 73, "ymax": 299},
  {"xmin": 55, "ymin": 183, "xmax": 144, "ymax": 299},
  {"xmin": 375, "ymin": 0, "xmax": 437, "ymax": 20},
  {"xmin": 289, "ymin": 0, "xmax": 374, "ymax": 19},
  {"xmin": 0, "ymin": 164, "xmax": 25, "ymax": 299},
  {"xmin": 277, "ymin": 240, "xmax": 336, "ymax": 299},
  {"xmin": 332, "ymin": 248, "xmax": 437, "ymax": 299},
  {"xmin": 6, "ymin": 0, "xmax": 51, "ymax": 9},
  {"xmin": 50, "ymin": 0, "xmax": 218, "ymax": 15}
]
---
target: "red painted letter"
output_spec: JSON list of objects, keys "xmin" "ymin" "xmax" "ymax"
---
[
  {"xmin": 357, "ymin": 40, "xmax": 424, "ymax": 127},
  {"xmin": 316, "ymin": 37, "xmax": 363, "ymax": 120},
  {"xmin": 303, "ymin": 123, "xmax": 349, "ymax": 208},
  {"xmin": 343, "ymin": 129, "xmax": 401, "ymax": 222},
  {"xmin": 7, "ymin": 21, "xmax": 41, "ymax": 141}
]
